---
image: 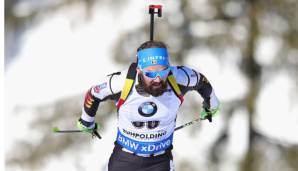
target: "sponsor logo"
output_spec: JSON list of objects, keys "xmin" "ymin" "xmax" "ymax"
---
[
  {"xmin": 132, "ymin": 121, "xmax": 160, "ymax": 129},
  {"xmin": 100, "ymin": 82, "xmax": 107, "ymax": 89},
  {"xmin": 93, "ymin": 82, "xmax": 107, "ymax": 93},
  {"xmin": 122, "ymin": 129, "xmax": 166, "ymax": 140},
  {"xmin": 117, "ymin": 131, "xmax": 173, "ymax": 154},
  {"xmin": 138, "ymin": 102, "xmax": 157, "ymax": 117},
  {"xmin": 94, "ymin": 86, "xmax": 101, "ymax": 93},
  {"xmin": 141, "ymin": 56, "xmax": 167, "ymax": 63},
  {"xmin": 151, "ymin": 59, "xmax": 157, "ymax": 64}
]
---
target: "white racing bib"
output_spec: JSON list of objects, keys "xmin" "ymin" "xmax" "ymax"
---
[{"xmin": 116, "ymin": 82, "xmax": 180, "ymax": 154}]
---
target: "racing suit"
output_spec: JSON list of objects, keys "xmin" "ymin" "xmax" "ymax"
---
[{"xmin": 79, "ymin": 65, "xmax": 220, "ymax": 171}]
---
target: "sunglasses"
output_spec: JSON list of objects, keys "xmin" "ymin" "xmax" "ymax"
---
[
  {"xmin": 132, "ymin": 121, "xmax": 160, "ymax": 129},
  {"xmin": 142, "ymin": 67, "xmax": 170, "ymax": 79}
]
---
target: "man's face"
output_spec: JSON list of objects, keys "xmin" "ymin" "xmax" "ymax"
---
[{"xmin": 137, "ymin": 65, "xmax": 169, "ymax": 97}]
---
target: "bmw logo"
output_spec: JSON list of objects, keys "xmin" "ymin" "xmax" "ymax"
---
[{"xmin": 138, "ymin": 102, "xmax": 157, "ymax": 117}]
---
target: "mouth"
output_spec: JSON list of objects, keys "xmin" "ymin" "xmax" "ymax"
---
[
  {"xmin": 151, "ymin": 82, "xmax": 162, "ymax": 86},
  {"xmin": 151, "ymin": 82, "xmax": 162, "ymax": 87}
]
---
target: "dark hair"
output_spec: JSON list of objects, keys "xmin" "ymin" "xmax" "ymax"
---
[{"xmin": 137, "ymin": 41, "xmax": 167, "ymax": 52}]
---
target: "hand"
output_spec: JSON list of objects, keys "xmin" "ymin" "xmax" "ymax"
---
[
  {"xmin": 76, "ymin": 119, "xmax": 99, "ymax": 134},
  {"xmin": 200, "ymin": 107, "xmax": 219, "ymax": 122}
]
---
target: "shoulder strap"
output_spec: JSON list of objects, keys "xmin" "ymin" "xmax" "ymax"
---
[
  {"xmin": 117, "ymin": 64, "xmax": 184, "ymax": 109},
  {"xmin": 167, "ymin": 71, "xmax": 184, "ymax": 104},
  {"xmin": 116, "ymin": 63, "xmax": 137, "ymax": 109}
]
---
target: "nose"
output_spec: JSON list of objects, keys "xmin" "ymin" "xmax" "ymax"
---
[{"xmin": 153, "ymin": 76, "xmax": 162, "ymax": 82}]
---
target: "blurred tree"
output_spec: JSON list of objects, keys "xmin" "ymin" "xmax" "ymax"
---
[
  {"xmin": 5, "ymin": 0, "xmax": 298, "ymax": 170},
  {"xmin": 5, "ymin": 0, "xmax": 128, "ymax": 67},
  {"xmin": 113, "ymin": 0, "xmax": 298, "ymax": 171}
]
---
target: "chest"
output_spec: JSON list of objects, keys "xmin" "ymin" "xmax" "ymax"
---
[{"xmin": 118, "ymin": 86, "xmax": 181, "ymax": 122}]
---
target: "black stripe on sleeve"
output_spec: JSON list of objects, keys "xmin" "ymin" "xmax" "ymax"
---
[
  {"xmin": 79, "ymin": 118, "xmax": 94, "ymax": 127},
  {"xmin": 178, "ymin": 66, "xmax": 190, "ymax": 87},
  {"xmin": 192, "ymin": 69, "xmax": 199, "ymax": 86},
  {"xmin": 197, "ymin": 73, "xmax": 212, "ymax": 103}
]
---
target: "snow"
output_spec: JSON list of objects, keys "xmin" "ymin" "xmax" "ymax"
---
[
  {"xmin": 218, "ymin": 108, "xmax": 249, "ymax": 171},
  {"xmin": 4, "ymin": 2, "xmax": 137, "ymax": 171},
  {"xmin": 185, "ymin": 48, "xmax": 249, "ymax": 101},
  {"xmin": 255, "ymin": 35, "xmax": 283, "ymax": 66},
  {"xmin": 255, "ymin": 71, "xmax": 298, "ymax": 144},
  {"xmin": 174, "ymin": 115, "xmax": 225, "ymax": 170}
]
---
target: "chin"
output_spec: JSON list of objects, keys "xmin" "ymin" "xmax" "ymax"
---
[{"xmin": 149, "ymin": 88, "xmax": 165, "ymax": 97}]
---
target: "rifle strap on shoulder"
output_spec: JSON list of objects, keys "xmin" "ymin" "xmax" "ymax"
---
[
  {"xmin": 116, "ymin": 63, "xmax": 137, "ymax": 109},
  {"xmin": 167, "ymin": 72, "xmax": 184, "ymax": 104},
  {"xmin": 117, "ymin": 64, "xmax": 184, "ymax": 109}
]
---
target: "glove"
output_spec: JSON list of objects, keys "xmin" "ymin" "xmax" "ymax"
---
[
  {"xmin": 76, "ymin": 119, "xmax": 99, "ymax": 134},
  {"xmin": 200, "ymin": 106, "xmax": 219, "ymax": 122}
]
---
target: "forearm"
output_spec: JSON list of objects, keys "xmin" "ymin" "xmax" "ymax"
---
[
  {"xmin": 79, "ymin": 70, "xmax": 126, "ymax": 127},
  {"xmin": 80, "ymin": 88, "xmax": 101, "ymax": 127},
  {"xmin": 196, "ymin": 73, "xmax": 220, "ymax": 109}
]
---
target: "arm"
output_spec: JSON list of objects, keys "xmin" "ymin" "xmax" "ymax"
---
[
  {"xmin": 173, "ymin": 66, "xmax": 220, "ymax": 120},
  {"xmin": 78, "ymin": 69, "xmax": 127, "ymax": 130}
]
